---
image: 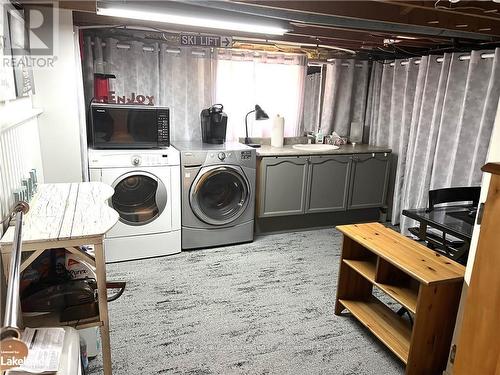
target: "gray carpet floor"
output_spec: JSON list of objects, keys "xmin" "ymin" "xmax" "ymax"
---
[{"xmin": 88, "ymin": 228, "xmax": 405, "ymax": 374}]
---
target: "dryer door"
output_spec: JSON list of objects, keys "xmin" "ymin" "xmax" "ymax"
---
[
  {"xmin": 190, "ymin": 165, "xmax": 250, "ymax": 226},
  {"xmin": 111, "ymin": 171, "xmax": 167, "ymax": 226}
]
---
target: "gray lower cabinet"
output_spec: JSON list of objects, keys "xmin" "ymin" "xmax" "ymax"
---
[
  {"xmin": 305, "ymin": 155, "xmax": 351, "ymax": 213},
  {"xmin": 257, "ymin": 152, "xmax": 390, "ymax": 218},
  {"xmin": 348, "ymin": 153, "xmax": 391, "ymax": 209},
  {"xmin": 258, "ymin": 156, "xmax": 309, "ymax": 217}
]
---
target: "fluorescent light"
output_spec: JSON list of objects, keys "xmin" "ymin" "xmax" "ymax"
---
[
  {"xmin": 395, "ymin": 35, "xmax": 419, "ymax": 40},
  {"xmin": 97, "ymin": 6, "xmax": 288, "ymax": 35}
]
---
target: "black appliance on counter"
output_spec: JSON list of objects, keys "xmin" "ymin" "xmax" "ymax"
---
[
  {"xmin": 200, "ymin": 104, "xmax": 227, "ymax": 144},
  {"xmin": 89, "ymin": 103, "xmax": 170, "ymax": 149}
]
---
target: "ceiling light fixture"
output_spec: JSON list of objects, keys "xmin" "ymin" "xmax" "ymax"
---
[{"xmin": 97, "ymin": 2, "xmax": 288, "ymax": 35}]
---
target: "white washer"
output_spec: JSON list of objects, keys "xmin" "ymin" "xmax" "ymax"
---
[{"xmin": 88, "ymin": 148, "xmax": 181, "ymax": 262}]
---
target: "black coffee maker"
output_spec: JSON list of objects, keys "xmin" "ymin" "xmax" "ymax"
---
[{"xmin": 200, "ymin": 104, "xmax": 228, "ymax": 144}]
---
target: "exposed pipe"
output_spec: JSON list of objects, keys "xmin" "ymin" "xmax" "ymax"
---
[{"xmin": 1, "ymin": 201, "xmax": 29, "ymax": 341}]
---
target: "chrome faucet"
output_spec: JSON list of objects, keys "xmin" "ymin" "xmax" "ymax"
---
[{"xmin": 304, "ymin": 132, "xmax": 316, "ymax": 144}]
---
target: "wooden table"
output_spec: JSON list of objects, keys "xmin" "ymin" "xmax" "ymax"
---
[
  {"xmin": 0, "ymin": 182, "xmax": 118, "ymax": 375},
  {"xmin": 335, "ymin": 222, "xmax": 465, "ymax": 375},
  {"xmin": 402, "ymin": 205, "xmax": 475, "ymax": 243}
]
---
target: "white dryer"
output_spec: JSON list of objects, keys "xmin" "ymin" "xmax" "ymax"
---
[{"xmin": 88, "ymin": 148, "xmax": 181, "ymax": 262}]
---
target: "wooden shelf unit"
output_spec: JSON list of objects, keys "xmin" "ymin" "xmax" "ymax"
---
[{"xmin": 335, "ymin": 222, "xmax": 465, "ymax": 375}]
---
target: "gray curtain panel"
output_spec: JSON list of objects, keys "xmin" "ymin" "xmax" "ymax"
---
[
  {"xmin": 159, "ymin": 46, "xmax": 214, "ymax": 141},
  {"xmin": 82, "ymin": 36, "xmax": 214, "ymax": 141},
  {"xmin": 319, "ymin": 59, "xmax": 370, "ymax": 141},
  {"xmin": 365, "ymin": 57, "xmax": 420, "ymax": 221},
  {"xmin": 302, "ymin": 72, "xmax": 321, "ymax": 133},
  {"xmin": 107, "ymin": 39, "xmax": 161, "ymax": 103},
  {"xmin": 367, "ymin": 49, "xmax": 500, "ymax": 233}
]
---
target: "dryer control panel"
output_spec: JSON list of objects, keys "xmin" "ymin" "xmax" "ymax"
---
[
  {"xmin": 88, "ymin": 147, "xmax": 180, "ymax": 168},
  {"xmin": 181, "ymin": 149, "xmax": 256, "ymax": 168}
]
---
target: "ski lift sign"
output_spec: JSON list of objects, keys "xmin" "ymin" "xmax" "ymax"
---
[{"xmin": 180, "ymin": 34, "xmax": 233, "ymax": 48}]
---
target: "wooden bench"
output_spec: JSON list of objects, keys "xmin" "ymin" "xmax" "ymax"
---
[{"xmin": 335, "ymin": 222, "xmax": 465, "ymax": 375}]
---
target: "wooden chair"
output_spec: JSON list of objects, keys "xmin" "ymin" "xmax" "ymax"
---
[{"xmin": 409, "ymin": 186, "xmax": 480, "ymax": 259}]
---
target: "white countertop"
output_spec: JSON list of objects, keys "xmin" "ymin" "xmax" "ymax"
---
[{"xmin": 256, "ymin": 144, "xmax": 392, "ymax": 157}]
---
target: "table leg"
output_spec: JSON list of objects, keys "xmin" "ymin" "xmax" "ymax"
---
[
  {"xmin": 450, "ymin": 241, "xmax": 471, "ymax": 265},
  {"xmin": 417, "ymin": 222, "xmax": 428, "ymax": 241},
  {"xmin": 94, "ymin": 241, "xmax": 112, "ymax": 375}
]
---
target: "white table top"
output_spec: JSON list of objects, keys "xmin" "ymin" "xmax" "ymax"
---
[{"xmin": 0, "ymin": 182, "xmax": 118, "ymax": 247}]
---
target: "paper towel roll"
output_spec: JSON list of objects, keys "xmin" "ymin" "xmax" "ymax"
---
[{"xmin": 271, "ymin": 115, "xmax": 284, "ymax": 148}]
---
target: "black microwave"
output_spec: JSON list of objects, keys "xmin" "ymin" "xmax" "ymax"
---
[{"xmin": 89, "ymin": 103, "xmax": 170, "ymax": 149}]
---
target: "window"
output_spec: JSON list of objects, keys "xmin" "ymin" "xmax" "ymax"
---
[{"xmin": 215, "ymin": 51, "xmax": 307, "ymax": 142}]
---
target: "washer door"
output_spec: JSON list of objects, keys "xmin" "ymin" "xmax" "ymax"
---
[
  {"xmin": 190, "ymin": 166, "xmax": 250, "ymax": 226},
  {"xmin": 111, "ymin": 171, "xmax": 167, "ymax": 226}
]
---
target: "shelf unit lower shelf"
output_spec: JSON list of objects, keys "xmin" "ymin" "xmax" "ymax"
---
[
  {"xmin": 339, "ymin": 297, "xmax": 411, "ymax": 363},
  {"xmin": 343, "ymin": 259, "xmax": 418, "ymax": 313}
]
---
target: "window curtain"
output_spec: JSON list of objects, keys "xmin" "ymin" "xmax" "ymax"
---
[
  {"xmin": 302, "ymin": 72, "xmax": 321, "ymax": 133},
  {"xmin": 319, "ymin": 60, "xmax": 370, "ymax": 142},
  {"xmin": 215, "ymin": 49, "xmax": 307, "ymax": 142},
  {"xmin": 82, "ymin": 35, "xmax": 214, "ymax": 141},
  {"xmin": 367, "ymin": 49, "xmax": 500, "ymax": 234}
]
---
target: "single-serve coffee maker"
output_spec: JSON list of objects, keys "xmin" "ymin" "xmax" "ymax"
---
[{"xmin": 200, "ymin": 104, "xmax": 227, "ymax": 144}]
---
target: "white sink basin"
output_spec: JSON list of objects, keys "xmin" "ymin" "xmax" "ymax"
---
[{"xmin": 292, "ymin": 144, "xmax": 340, "ymax": 151}]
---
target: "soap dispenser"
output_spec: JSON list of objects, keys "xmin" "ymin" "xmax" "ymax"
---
[{"xmin": 316, "ymin": 130, "xmax": 324, "ymax": 144}]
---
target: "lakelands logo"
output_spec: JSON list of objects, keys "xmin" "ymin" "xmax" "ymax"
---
[
  {"xmin": 1, "ymin": 356, "xmax": 25, "ymax": 367},
  {"xmin": 0, "ymin": 338, "xmax": 28, "ymax": 371}
]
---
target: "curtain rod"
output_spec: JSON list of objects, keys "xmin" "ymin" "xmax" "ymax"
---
[
  {"xmin": 309, "ymin": 61, "xmax": 367, "ymax": 68},
  {"xmin": 91, "ymin": 41, "xmax": 206, "ymax": 55},
  {"xmin": 388, "ymin": 52, "xmax": 495, "ymax": 66}
]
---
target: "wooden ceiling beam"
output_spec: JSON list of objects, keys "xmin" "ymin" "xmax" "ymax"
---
[
  {"xmin": 18, "ymin": 1, "xmax": 97, "ymax": 12},
  {"xmin": 288, "ymin": 24, "xmax": 450, "ymax": 48},
  {"xmin": 385, "ymin": 1, "xmax": 500, "ymax": 22},
  {"xmin": 58, "ymin": 1, "xmax": 96, "ymax": 12},
  {"xmin": 238, "ymin": 0, "xmax": 500, "ymax": 39}
]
